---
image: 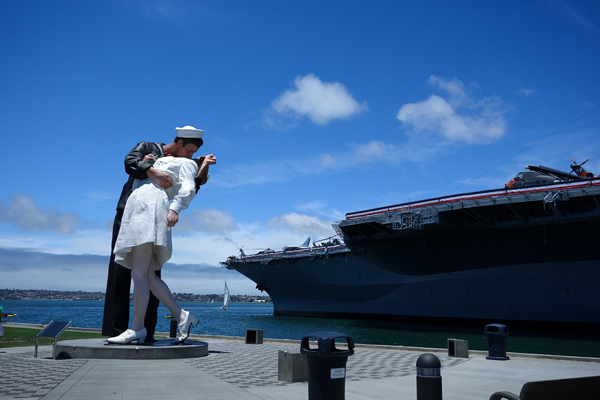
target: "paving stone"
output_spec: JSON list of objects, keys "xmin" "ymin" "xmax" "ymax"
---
[
  {"xmin": 184, "ymin": 340, "xmax": 467, "ymax": 389},
  {"xmin": 0, "ymin": 339, "xmax": 467, "ymax": 398},
  {"xmin": 0, "ymin": 351, "xmax": 87, "ymax": 399}
]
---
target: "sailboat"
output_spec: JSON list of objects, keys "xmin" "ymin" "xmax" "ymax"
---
[{"xmin": 221, "ymin": 281, "xmax": 230, "ymax": 310}]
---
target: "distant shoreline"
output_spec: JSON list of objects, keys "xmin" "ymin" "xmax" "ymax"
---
[{"xmin": 0, "ymin": 288, "xmax": 271, "ymax": 303}]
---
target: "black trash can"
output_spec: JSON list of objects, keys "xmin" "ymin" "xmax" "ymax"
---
[
  {"xmin": 300, "ymin": 331, "xmax": 355, "ymax": 400},
  {"xmin": 484, "ymin": 323, "xmax": 510, "ymax": 360}
]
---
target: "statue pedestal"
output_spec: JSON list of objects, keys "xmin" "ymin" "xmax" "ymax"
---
[{"xmin": 55, "ymin": 338, "xmax": 208, "ymax": 360}]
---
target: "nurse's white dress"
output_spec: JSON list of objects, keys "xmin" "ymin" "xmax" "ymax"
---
[{"xmin": 113, "ymin": 156, "xmax": 198, "ymax": 270}]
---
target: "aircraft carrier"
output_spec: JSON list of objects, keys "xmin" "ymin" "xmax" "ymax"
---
[{"xmin": 222, "ymin": 162, "xmax": 600, "ymax": 326}]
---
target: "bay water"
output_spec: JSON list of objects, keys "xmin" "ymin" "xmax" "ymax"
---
[{"xmin": 2, "ymin": 299, "xmax": 599, "ymax": 357}]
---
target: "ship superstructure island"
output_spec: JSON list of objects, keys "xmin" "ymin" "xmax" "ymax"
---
[{"xmin": 222, "ymin": 160, "xmax": 600, "ymax": 326}]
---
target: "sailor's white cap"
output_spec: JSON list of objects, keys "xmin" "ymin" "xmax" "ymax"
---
[{"xmin": 175, "ymin": 125, "xmax": 204, "ymax": 139}]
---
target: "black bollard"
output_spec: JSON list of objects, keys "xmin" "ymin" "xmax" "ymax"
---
[
  {"xmin": 416, "ymin": 353, "xmax": 442, "ymax": 400},
  {"xmin": 170, "ymin": 317, "xmax": 177, "ymax": 338}
]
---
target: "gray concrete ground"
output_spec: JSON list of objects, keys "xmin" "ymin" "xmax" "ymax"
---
[{"xmin": 1, "ymin": 334, "xmax": 599, "ymax": 400}]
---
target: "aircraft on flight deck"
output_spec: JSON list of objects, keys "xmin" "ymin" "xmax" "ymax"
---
[{"xmin": 505, "ymin": 159, "xmax": 597, "ymax": 188}]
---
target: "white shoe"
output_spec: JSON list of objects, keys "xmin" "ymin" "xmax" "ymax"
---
[
  {"xmin": 107, "ymin": 328, "xmax": 147, "ymax": 344},
  {"xmin": 175, "ymin": 310, "xmax": 199, "ymax": 344}
]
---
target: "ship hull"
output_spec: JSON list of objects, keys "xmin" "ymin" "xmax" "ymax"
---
[
  {"xmin": 233, "ymin": 252, "xmax": 599, "ymax": 325},
  {"xmin": 226, "ymin": 180, "xmax": 600, "ymax": 326}
]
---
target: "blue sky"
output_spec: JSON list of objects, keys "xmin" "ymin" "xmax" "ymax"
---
[{"xmin": 1, "ymin": 0, "xmax": 599, "ymax": 295}]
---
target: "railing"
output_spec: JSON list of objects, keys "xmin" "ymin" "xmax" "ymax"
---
[{"xmin": 221, "ymin": 244, "xmax": 350, "ymax": 265}]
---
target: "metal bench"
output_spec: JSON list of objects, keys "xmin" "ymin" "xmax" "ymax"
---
[
  {"xmin": 489, "ymin": 375, "xmax": 600, "ymax": 400},
  {"xmin": 35, "ymin": 320, "xmax": 72, "ymax": 359}
]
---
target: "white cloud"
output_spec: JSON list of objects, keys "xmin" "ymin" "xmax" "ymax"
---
[
  {"xmin": 314, "ymin": 140, "xmax": 439, "ymax": 172},
  {"xmin": 214, "ymin": 140, "xmax": 427, "ymax": 188},
  {"xmin": 0, "ymin": 249, "xmax": 109, "ymax": 291},
  {"xmin": 191, "ymin": 208, "xmax": 239, "ymax": 234},
  {"xmin": 427, "ymin": 75, "xmax": 469, "ymax": 101},
  {"xmin": 269, "ymin": 74, "xmax": 367, "ymax": 126},
  {"xmin": 266, "ymin": 212, "xmax": 336, "ymax": 239},
  {"xmin": 347, "ymin": 141, "xmax": 404, "ymax": 163},
  {"xmin": 215, "ymin": 159, "xmax": 302, "ymax": 187},
  {"xmin": 84, "ymin": 190, "xmax": 117, "ymax": 203},
  {"xmin": 0, "ymin": 207, "xmax": 340, "ymax": 294},
  {"xmin": 518, "ymin": 88, "xmax": 537, "ymax": 97},
  {"xmin": 397, "ymin": 75, "xmax": 507, "ymax": 144},
  {"xmin": 139, "ymin": 0, "xmax": 218, "ymax": 32},
  {"xmin": 0, "ymin": 229, "xmax": 111, "ymax": 256},
  {"xmin": 319, "ymin": 153, "xmax": 336, "ymax": 168},
  {"xmin": 0, "ymin": 247, "xmax": 255, "ymax": 294},
  {"xmin": 143, "ymin": 0, "xmax": 187, "ymax": 21},
  {"xmin": 296, "ymin": 201, "xmax": 345, "ymax": 223},
  {"xmin": 0, "ymin": 197, "xmax": 339, "ymax": 270},
  {"xmin": 545, "ymin": 0, "xmax": 599, "ymax": 32},
  {"xmin": 0, "ymin": 194, "xmax": 79, "ymax": 235}
]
